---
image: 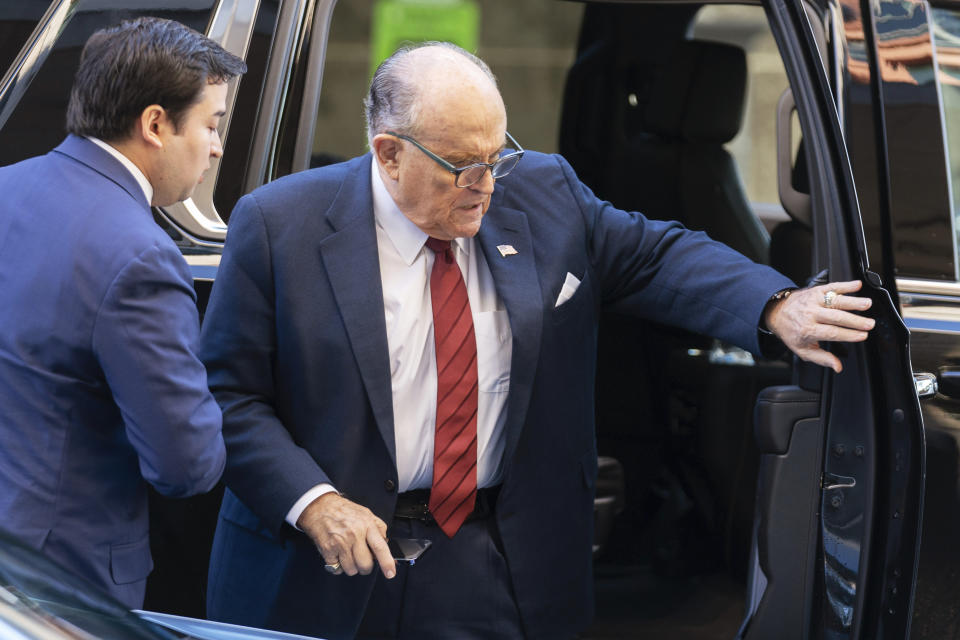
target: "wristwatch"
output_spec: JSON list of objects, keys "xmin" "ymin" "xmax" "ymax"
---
[{"xmin": 757, "ymin": 287, "xmax": 798, "ymax": 357}]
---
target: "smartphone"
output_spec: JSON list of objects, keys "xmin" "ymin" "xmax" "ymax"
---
[{"xmin": 388, "ymin": 537, "xmax": 432, "ymax": 565}]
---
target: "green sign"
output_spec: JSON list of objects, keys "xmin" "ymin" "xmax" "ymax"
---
[{"xmin": 371, "ymin": 0, "xmax": 480, "ymax": 76}]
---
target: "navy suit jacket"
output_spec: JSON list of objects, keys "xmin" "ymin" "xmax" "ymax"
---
[
  {"xmin": 0, "ymin": 135, "xmax": 224, "ymax": 607},
  {"xmin": 202, "ymin": 152, "xmax": 793, "ymax": 639}
]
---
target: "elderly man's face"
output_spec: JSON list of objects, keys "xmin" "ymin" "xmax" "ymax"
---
[
  {"xmin": 394, "ymin": 129, "xmax": 504, "ymax": 240},
  {"xmin": 383, "ymin": 59, "xmax": 508, "ymax": 241}
]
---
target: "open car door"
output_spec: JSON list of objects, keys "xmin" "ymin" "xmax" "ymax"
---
[
  {"xmin": 558, "ymin": 0, "xmax": 926, "ymax": 636},
  {"xmin": 740, "ymin": 0, "xmax": 925, "ymax": 637}
]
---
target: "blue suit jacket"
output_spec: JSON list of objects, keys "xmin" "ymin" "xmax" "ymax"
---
[
  {"xmin": 202, "ymin": 152, "xmax": 793, "ymax": 639},
  {"xmin": 0, "ymin": 135, "xmax": 225, "ymax": 607}
]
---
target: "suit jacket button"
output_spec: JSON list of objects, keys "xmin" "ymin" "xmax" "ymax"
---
[{"xmin": 384, "ymin": 479, "xmax": 396, "ymax": 492}]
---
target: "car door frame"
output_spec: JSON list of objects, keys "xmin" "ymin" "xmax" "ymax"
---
[
  {"xmin": 738, "ymin": 0, "xmax": 925, "ymax": 637},
  {"xmin": 831, "ymin": 0, "xmax": 960, "ymax": 635}
]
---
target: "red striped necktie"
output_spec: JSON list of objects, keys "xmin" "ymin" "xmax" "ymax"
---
[{"xmin": 425, "ymin": 237, "xmax": 478, "ymax": 538}]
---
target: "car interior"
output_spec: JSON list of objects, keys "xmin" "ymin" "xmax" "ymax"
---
[{"xmin": 557, "ymin": 2, "xmax": 818, "ymax": 637}]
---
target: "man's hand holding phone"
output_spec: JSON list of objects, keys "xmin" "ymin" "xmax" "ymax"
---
[{"xmin": 298, "ymin": 492, "xmax": 397, "ymax": 579}]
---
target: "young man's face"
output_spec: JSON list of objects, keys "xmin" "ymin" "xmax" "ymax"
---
[{"xmin": 152, "ymin": 81, "xmax": 227, "ymax": 207}]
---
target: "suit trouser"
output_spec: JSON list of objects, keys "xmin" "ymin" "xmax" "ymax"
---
[{"xmin": 356, "ymin": 514, "xmax": 525, "ymax": 639}]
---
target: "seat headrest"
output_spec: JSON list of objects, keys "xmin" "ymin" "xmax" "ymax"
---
[{"xmin": 645, "ymin": 40, "xmax": 747, "ymax": 144}]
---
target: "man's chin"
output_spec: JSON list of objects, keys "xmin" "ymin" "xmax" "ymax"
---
[
  {"xmin": 454, "ymin": 210, "xmax": 485, "ymax": 237},
  {"xmin": 456, "ymin": 220, "xmax": 483, "ymax": 238}
]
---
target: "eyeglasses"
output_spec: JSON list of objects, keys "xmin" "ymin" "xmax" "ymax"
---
[{"xmin": 386, "ymin": 130, "xmax": 524, "ymax": 188}]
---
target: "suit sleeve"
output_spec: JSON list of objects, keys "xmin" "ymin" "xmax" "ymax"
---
[
  {"xmin": 199, "ymin": 194, "xmax": 332, "ymax": 531},
  {"xmin": 553, "ymin": 155, "xmax": 795, "ymax": 354},
  {"xmin": 92, "ymin": 242, "xmax": 225, "ymax": 497}
]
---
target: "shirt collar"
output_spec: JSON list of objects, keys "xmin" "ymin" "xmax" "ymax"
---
[
  {"xmin": 370, "ymin": 157, "xmax": 469, "ymax": 265},
  {"xmin": 88, "ymin": 137, "xmax": 154, "ymax": 206}
]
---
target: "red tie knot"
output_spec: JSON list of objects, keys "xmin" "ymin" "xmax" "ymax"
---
[{"xmin": 426, "ymin": 237, "xmax": 454, "ymax": 264}]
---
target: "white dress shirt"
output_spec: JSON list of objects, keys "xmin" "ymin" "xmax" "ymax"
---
[
  {"xmin": 88, "ymin": 137, "xmax": 154, "ymax": 206},
  {"xmin": 286, "ymin": 159, "xmax": 513, "ymax": 526}
]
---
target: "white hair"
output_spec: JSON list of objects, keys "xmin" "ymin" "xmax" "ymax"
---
[{"xmin": 363, "ymin": 41, "xmax": 498, "ymax": 147}]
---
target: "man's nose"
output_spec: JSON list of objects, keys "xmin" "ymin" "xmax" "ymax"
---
[
  {"xmin": 470, "ymin": 167, "xmax": 495, "ymax": 194},
  {"xmin": 210, "ymin": 129, "xmax": 223, "ymax": 158}
]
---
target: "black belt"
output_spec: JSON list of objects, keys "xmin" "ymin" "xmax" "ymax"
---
[{"xmin": 393, "ymin": 486, "xmax": 501, "ymax": 525}]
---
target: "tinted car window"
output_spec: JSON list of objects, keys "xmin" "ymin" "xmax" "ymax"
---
[
  {"xmin": 931, "ymin": 5, "xmax": 960, "ymax": 270},
  {"xmin": 868, "ymin": 0, "xmax": 955, "ymax": 279},
  {"xmin": 0, "ymin": 2, "xmax": 48, "ymax": 75},
  {"xmin": 0, "ymin": 1, "xmax": 216, "ymax": 169}
]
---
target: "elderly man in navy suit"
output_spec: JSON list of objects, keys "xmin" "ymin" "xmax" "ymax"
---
[
  {"xmin": 202, "ymin": 42, "xmax": 874, "ymax": 639},
  {"xmin": 0, "ymin": 18, "xmax": 245, "ymax": 607}
]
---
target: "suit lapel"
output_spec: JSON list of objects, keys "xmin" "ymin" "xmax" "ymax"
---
[
  {"xmin": 314, "ymin": 159, "xmax": 546, "ymax": 471},
  {"xmin": 476, "ymin": 204, "xmax": 543, "ymax": 471},
  {"xmin": 317, "ymin": 156, "xmax": 397, "ymax": 463}
]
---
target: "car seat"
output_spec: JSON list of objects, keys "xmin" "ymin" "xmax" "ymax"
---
[
  {"xmin": 562, "ymin": 38, "xmax": 769, "ymax": 264},
  {"xmin": 769, "ymin": 138, "xmax": 814, "ymax": 287},
  {"xmin": 560, "ymin": 28, "xmax": 787, "ymax": 574}
]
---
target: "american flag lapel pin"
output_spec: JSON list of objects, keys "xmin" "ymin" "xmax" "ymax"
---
[{"xmin": 497, "ymin": 244, "xmax": 518, "ymax": 257}]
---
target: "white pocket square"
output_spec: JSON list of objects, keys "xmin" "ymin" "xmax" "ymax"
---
[{"xmin": 555, "ymin": 272, "xmax": 581, "ymax": 307}]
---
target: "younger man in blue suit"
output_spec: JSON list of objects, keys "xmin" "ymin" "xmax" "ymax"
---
[{"xmin": 0, "ymin": 18, "xmax": 245, "ymax": 608}]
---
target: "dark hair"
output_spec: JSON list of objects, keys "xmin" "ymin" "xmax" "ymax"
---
[{"xmin": 66, "ymin": 17, "xmax": 247, "ymax": 141}]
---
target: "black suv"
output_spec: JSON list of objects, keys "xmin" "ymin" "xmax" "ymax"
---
[{"xmin": 1, "ymin": 0, "xmax": 953, "ymax": 638}]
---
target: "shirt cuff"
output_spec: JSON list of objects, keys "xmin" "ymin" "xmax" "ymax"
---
[{"xmin": 286, "ymin": 483, "xmax": 338, "ymax": 529}]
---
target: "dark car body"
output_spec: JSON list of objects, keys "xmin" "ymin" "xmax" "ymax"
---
[{"xmin": 0, "ymin": 0, "xmax": 951, "ymax": 637}]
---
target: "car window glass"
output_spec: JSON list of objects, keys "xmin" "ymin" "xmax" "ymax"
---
[
  {"xmin": 310, "ymin": 0, "xmax": 583, "ymax": 167},
  {"xmin": 0, "ymin": 2, "xmax": 49, "ymax": 75},
  {"xmin": 693, "ymin": 5, "xmax": 791, "ymax": 233},
  {"xmin": 865, "ymin": 0, "xmax": 955, "ymax": 280},
  {"xmin": 931, "ymin": 5, "xmax": 960, "ymax": 271}
]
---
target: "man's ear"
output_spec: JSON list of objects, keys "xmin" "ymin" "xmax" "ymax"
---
[
  {"xmin": 372, "ymin": 134, "xmax": 401, "ymax": 180},
  {"xmin": 136, "ymin": 105, "xmax": 167, "ymax": 149}
]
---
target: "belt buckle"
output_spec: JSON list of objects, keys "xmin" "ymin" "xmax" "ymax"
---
[{"xmin": 417, "ymin": 502, "xmax": 434, "ymax": 524}]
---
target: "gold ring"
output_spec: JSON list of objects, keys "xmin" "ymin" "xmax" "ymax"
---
[
  {"xmin": 324, "ymin": 560, "xmax": 342, "ymax": 574},
  {"xmin": 823, "ymin": 290, "xmax": 838, "ymax": 308}
]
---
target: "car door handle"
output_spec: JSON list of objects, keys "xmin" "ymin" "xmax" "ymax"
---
[{"xmin": 915, "ymin": 372, "xmax": 939, "ymax": 398}]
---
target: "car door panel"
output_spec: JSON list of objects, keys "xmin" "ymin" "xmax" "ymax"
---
[{"xmin": 744, "ymin": 386, "xmax": 822, "ymax": 640}]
